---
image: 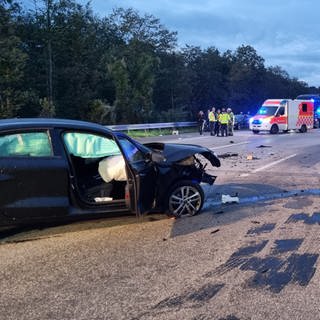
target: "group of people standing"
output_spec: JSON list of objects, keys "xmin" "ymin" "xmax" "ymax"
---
[{"xmin": 197, "ymin": 107, "xmax": 234, "ymax": 136}]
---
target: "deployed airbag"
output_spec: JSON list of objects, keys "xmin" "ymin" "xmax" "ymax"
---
[{"xmin": 98, "ymin": 155, "xmax": 127, "ymax": 182}]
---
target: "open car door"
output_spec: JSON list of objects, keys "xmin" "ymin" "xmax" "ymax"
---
[{"xmin": 116, "ymin": 134, "xmax": 157, "ymax": 215}]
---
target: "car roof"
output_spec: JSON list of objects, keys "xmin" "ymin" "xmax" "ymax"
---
[{"xmin": 0, "ymin": 118, "xmax": 113, "ymax": 133}]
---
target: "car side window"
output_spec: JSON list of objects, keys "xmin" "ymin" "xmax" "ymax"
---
[
  {"xmin": 117, "ymin": 136, "xmax": 145, "ymax": 163},
  {"xmin": 0, "ymin": 131, "xmax": 52, "ymax": 157},
  {"xmin": 63, "ymin": 132, "xmax": 121, "ymax": 158}
]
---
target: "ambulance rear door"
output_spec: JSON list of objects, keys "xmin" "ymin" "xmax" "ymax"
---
[{"xmin": 287, "ymin": 100, "xmax": 299, "ymax": 130}]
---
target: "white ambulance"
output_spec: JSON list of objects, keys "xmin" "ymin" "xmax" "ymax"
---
[{"xmin": 249, "ymin": 99, "xmax": 314, "ymax": 134}]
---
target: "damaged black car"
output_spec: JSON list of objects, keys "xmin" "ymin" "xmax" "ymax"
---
[{"xmin": 0, "ymin": 118, "xmax": 220, "ymax": 226}]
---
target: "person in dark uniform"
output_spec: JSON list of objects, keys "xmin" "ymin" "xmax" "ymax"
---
[{"xmin": 197, "ymin": 110, "xmax": 206, "ymax": 135}]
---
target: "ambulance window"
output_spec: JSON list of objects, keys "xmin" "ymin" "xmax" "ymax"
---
[
  {"xmin": 278, "ymin": 107, "xmax": 285, "ymax": 115},
  {"xmin": 302, "ymin": 104, "xmax": 307, "ymax": 112}
]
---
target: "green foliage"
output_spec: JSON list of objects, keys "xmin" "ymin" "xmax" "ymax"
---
[
  {"xmin": 1, "ymin": 1, "xmax": 318, "ymax": 123},
  {"xmin": 87, "ymin": 99, "xmax": 116, "ymax": 124},
  {"xmin": 39, "ymin": 97, "xmax": 55, "ymax": 117},
  {"xmin": 0, "ymin": 0, "xmax": 29, "ymax": 118}
]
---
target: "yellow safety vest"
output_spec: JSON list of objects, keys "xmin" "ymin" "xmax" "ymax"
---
[
  {"xmin": 219, "ymin": 113, "xmax": 230, "ymax": 124},
  {"xmin": 208, "ymin": 111, "xmax": 216, "ymax": 122}
]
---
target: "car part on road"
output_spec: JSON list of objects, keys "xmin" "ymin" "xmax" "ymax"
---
[
  {"xmin": 218, "ymin": 152, "xmax": 238, "ymax": 159},
  {"xmin": 221, "ymin": 194, "xmax": 239, "ymax": 204},
  {"xmin": 256, "ymin": 145, "xmax": 272, "ymax": 148}
]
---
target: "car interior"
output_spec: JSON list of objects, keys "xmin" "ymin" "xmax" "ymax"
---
[
  {"xmin": 69, "ymin": 154, "xmax": 126, "ymax": 202},
  {"xmin": 63, "ymin": 132, "xmax": 128, "ymax": 204}
]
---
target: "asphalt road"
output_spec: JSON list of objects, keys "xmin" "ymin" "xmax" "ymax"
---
[{"xmin": 1, "ymin": 129, "xmax": 320, "ymax": 320}]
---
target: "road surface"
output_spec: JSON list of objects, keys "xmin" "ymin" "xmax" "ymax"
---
[{"xmin": 1, "ymin": 129, "xmax": 320, "ymax": 320}]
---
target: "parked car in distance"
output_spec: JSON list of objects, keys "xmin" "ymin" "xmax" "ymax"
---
[
  {"xmin": 0, "ymin": 118, "xmax": 221, "ymax": 226},
  {"xmin": 234, "ymin": 113, "xmax": 249, "ymax": 130}
]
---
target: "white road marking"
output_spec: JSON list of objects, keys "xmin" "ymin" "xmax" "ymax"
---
[
  {"xmin": 240, "ymin": 153, "xmax": 297, "ymax": 177},
  {"xmin": 252, "ymin": 153, "xmax": 297, "ymax": 173},
  {"xmin": 210, "ymin": 141, "xmax": 249, "ymax": 150}
]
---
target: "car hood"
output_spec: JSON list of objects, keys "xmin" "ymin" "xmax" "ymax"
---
[{"xmin": 144, "ymin": 142, "xmax": 221, "ymax": 167}]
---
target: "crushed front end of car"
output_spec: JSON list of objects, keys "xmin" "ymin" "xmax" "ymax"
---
[{"xmin": 144, "ymin": 142, "xmax": 221, "ymax": 217}]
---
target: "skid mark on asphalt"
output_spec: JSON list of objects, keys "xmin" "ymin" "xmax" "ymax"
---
[
  {"xmin": 283, "ymin": 197, "xmax": 314, "ymax": 209},
  {"xmin": 204, "ymin": 208, "xmax": 320, "ymax": 293},
  {"xmin": 205, "ymin": 240, "xmax": 269, "ymax": 277},
  {"xmin": 246, "ymin": 223, "xmax": 276, "ymax": 236},
  {"xmin": 153, "ymin": 283, "xmax": 225, "ymax": 310},
  {"xmin": 286, "ymin": 212, "xmax": 320, "ymax": 225},
  {"xmin": 193, "ymin": 315, "xmax": 240, "ymax": 320},
  {"xmin": 206, "ymin": 238, "xmax": 318, "ymax": 293},
  {"xmin": 132, "ymin": 283, "xmax": 225, "ymax": 319},
  {"xmin": 218, "ymin": 316, "xmax": 241, "ymax": 320},
  {"xmin": 271, "ymin": 239, "xmax": 304, "ymax": 254},
  {"xmin": 241, "ymin": 252, "xmax": 318, "ymax": 293}
]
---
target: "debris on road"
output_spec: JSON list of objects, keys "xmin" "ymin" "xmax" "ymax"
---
[
  {"xmin": 251, "ymin": 220, "xmax": 261, "ymax": 224},
  {"xmin": 210, "ymin": 229, "xmax": 220, "ymax": 234},
  {"xmin": 256, "ymin": 145, "xmax": 272, "ymax": 148},
  {"xmin": 246, "ymin": 154, "xmax": 260, "ymax": 160},
  {"xmin": 222, "ymin": 194, "xmax": 240, "ymax": 204},
  {"xmin": 215, "ymin": 210, "xmax": 224, "ymax": 215},
  {"xmin": 229, "ymin": 141, "xmax": 234, "ymax": 143},
  {"xmin": 218, "ymin": 152, "xmax": 238, "ymax": 159}
]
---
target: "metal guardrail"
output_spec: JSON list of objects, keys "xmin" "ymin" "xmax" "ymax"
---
[{"xmin": 105, "ymin": 121, "xmax": 198, "ymax": 131}]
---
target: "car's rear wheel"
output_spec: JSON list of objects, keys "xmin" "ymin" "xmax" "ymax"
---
[
  {"xmin": 299, "ymin": 124, "xmax": 307, "ymax": 133},
  {"xmin": 167, "ymin": 180, "xmax": 204, "ymax": 218}
]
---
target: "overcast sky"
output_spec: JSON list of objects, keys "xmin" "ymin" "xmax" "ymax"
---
[{"xmin": 74, "ymin": 1, "xmax": 320, "ymax": 87}]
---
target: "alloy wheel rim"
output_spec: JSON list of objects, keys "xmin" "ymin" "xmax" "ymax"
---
[{"xmin": 169, "ymin": 185, "xmax": 201, "ymax": 217}]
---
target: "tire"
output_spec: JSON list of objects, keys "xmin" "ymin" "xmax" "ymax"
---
[
  {"xmin": 252, "ymin": 130, "xmax": 259, "ymax": 134},
  {"xmin": 270, "ymin": 124, "xmax": 279, "ymax": 134},
  {"xmin": 166, "ymin": 180, "xmax": 204, "ymax": 218},
  {"xmin": 299, "ymin": 124, "xmax": 307, "ymax": 133}
]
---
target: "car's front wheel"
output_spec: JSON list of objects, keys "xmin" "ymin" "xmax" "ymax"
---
[
  {"xmin": 167, "ymin": 180, "xmax": 204, "ymax": 218},
  {"xmin": 270, "ymin": 124, "xmax": 279, "ymax": 134}
]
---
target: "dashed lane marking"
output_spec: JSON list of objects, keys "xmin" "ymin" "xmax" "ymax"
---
[{"xmin": 240, "ymin": 153, "xmax": 297, "ymax": 177}]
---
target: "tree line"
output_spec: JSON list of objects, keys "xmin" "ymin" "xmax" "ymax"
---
[{"xmin": 1, "ymin": 0, "xmax": 319, "ymax": 124}]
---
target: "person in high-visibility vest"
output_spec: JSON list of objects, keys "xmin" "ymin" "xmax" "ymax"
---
[
  {"xmin": 208, "ymin": 107, "xmax": 216, "ymax": 136},
  {"xmin": 227, "ymin": 108, "xmax": 235, "ymax": 136},
  {"xmin": 218, "ymin": 108, "xmax": 230, "ymax": 137}
]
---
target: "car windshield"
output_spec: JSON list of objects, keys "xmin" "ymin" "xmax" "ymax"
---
[
  {"xmin": 257, "ymin": 106, "xmax": 278, "ymax": 116},
  {"xmin": 114, "ymin": 132, "xmax": 151, "ymax": 155}
]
